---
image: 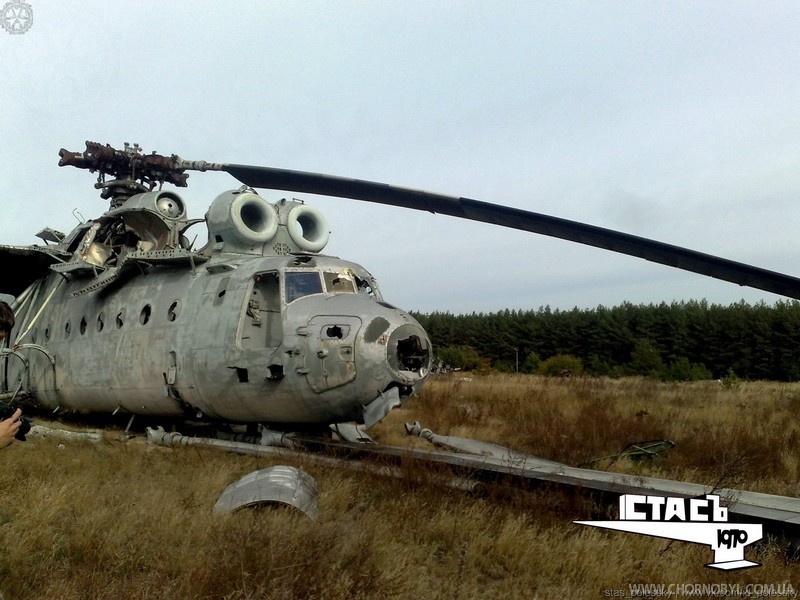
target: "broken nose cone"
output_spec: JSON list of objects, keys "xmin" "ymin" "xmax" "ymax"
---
[
  {"xmin": 362, "ymin": 323, "xmax": 431, "ymax": 429},
  {"xmin": 387, "ymin": 323, "xmax": 431, "ymax": 383}
]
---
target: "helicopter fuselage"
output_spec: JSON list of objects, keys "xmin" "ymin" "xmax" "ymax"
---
[{"xmin": 2, "ymin": 188, "xmax": 431, "ymax": 429}]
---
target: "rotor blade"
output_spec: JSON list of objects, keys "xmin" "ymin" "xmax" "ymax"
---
[{"xmin": 223, "ymin": 164, "xmax": 800, "ymax": 300}]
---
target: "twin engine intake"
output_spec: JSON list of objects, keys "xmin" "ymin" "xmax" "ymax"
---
[{"xmin": 206, "ymin": 189, "xmax": 330, "ymax": 256}]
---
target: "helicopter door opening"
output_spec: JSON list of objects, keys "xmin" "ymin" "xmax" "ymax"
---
[{"xmin": 239, "ymin": 271, "xmax": 283, "ymax": 350}]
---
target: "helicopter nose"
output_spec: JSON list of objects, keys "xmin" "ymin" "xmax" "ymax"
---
[
  {"xmin": 385, "ymin": 322, "xmax": 431, "ymax": 385},
  {"xmin": 360, "ymin": 316, "xmax": 431, "ymax": 428}
]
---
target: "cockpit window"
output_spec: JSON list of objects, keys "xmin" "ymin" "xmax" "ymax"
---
[
  {"xmin": 354, "ymin": 274, "xmax": 379, "ymax": 299},
  {"xmin": 323, "ymin": 271, "xmax": 356, "ymax": 294},
  {"xmin": 285, "ymin": 271, "xmax": 323, "ymax": 303}
]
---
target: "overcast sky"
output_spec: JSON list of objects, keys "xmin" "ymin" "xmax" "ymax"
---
[{"xmin": 1, "ymin": 1, "xmax": 798, "ymax": 314}]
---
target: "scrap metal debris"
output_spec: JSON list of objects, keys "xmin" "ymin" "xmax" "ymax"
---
[
  {"xmin": 580, "ymin": 439, "xmax": 675, "ymax": 467},
  {"xmin": 213, "ymin": 465, "xmax": 319, "ymax": 519}
]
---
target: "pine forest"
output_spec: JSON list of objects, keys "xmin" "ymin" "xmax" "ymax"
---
[{"xmin": 412, "ymin": 300, "xmax": 800, "ymax": 381}]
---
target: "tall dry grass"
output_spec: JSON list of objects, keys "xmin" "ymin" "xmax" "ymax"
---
[
  {"xmin": 378, "ymin": 375, "xmax": 800, "ymax": 496},
  {"xmin": 0, "ymin": 375, "xmax": 798, "ymax": 599}
]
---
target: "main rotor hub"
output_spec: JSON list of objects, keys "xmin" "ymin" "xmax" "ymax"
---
[{"xmin": 58, "ymin": 141, "xmax": 191, "ymax": 209}]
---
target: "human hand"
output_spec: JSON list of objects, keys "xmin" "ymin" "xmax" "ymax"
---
[{"xmin": 0, "ymin": 408, "xmax": 22, "ymax": 449}]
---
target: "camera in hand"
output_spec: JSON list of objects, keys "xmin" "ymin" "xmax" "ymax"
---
[{"xmin": 0, "ymin": 402, "xmax": 31, "ymax": 441}]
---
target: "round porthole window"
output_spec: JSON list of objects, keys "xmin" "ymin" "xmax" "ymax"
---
[{"xmin": 167, "ymin": 301, "xmax": 179, "ymax": 322}]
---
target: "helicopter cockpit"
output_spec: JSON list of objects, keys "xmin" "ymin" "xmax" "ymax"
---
[{"xmin": 284, "ymin": 267, "xmax": 380, "ymax": 304}]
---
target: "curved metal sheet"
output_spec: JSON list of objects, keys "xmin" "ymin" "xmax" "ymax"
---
[
  {"xmin": 222, "ymin": 164, "xmax": 800, "ymax": 300},
  {"xmin": 213, "ymin": 465, "xmax": 319, "ymax": 519}
]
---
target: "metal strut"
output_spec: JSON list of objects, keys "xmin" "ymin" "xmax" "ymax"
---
[{"xmin": 0, "ymin": 344, "xmax": 57, "ymax": 397}]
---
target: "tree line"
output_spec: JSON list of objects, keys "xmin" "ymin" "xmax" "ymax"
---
[{"xmin": 412, "ymin": 300, "xmax": 800, "ymax": 381}]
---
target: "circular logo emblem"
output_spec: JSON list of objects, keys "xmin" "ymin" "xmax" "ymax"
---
[{"xmin": 1, "ymin": 1, "xmax": 33, "ymax": 35}]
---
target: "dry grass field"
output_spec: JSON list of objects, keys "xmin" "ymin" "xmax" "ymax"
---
[{"xmin": 1, "ymin": 375, "xmax": 799, "ymax": 599}]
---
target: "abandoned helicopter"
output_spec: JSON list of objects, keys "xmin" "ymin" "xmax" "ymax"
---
[
  {"xmin": 1, "ymin": 142, "xmax": 431, "ymax": 430},
  {"xmin": 2, "ymin": 141, "xmax": 800, "ymax": 434}
]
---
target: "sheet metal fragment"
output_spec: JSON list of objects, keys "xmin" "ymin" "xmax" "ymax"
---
[{"xmin": 213, "ymin": 465, "xmax": 319, "ymax": 519}]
